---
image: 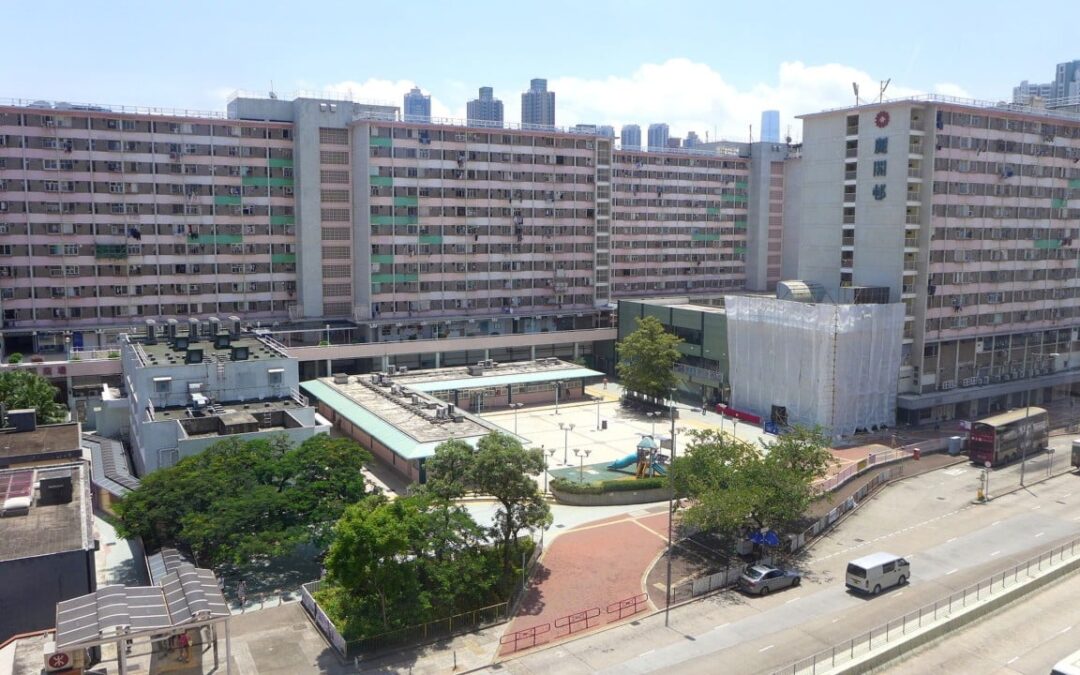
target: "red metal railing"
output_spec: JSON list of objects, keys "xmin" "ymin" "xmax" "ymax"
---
[{"xmin": 606, "ymin": 593, "xmax": 649, "ymax": 621}]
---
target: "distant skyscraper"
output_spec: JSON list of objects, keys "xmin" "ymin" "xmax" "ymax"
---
[
  {"xmin": 403, "ymin": 86, "xmax": 431, "ymax": 123},
  {"xmin": 761, "ymin": 110, "xmax": 780, "ymax": 143},
  {"xmin": 684, "ymin": 131, "xmax": 701, "ymax": 149},
  {"xmin": 621, "ymin": 124, "xmax": 641, "ymax": 150},
  {"xmin": 521, "ymin": 78, "xmax": 555, "ymax": 127},
  {"xmin": 1012, "ymin": 59, "xmax": 1080, "ymax": 104},
  {"xmin": 467, "ymin": 86, "xmax": 504, "ymax": 127},
  {"xmin": 647, "ymin": 123, "xmax": 669, "ymax": 150},
  {"xmin": 598, "ymin": 125, "xmax": 615, "ymax": 138}
]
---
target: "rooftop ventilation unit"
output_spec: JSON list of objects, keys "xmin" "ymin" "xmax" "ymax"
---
[
  {"xmin": 37, "ymin": 468, "xmax": 73, "ymax": 506},
  {"xmin": 145, "ymin": 318, "xmax": 158, "ymax": 345},
  {"xmin": 333, "ymin": 373, "xmax": 349, "ymax": 384},
  {"xmin": 229, "ymin": 315, "xmax": 242, "ymax": 338}
]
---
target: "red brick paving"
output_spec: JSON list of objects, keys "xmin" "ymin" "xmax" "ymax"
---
[{"xmin": 500, "ymin": 509, "xmax": 669, "ymax": 655}]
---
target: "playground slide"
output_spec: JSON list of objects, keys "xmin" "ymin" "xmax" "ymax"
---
[
  {"xmin": 607, "ymin": 453, "xmax": 638, "ymax": 470},
  {"xmin": 650, "ymin": 462, "xmax": 667, "ymax": 476}
]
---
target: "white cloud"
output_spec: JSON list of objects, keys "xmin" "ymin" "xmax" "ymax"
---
[
  {"xmin": 932, "ymin": 82, "xmax": 973, "ymax": 99},
  {"xmin": 308, "ymin": 60, "xmax": 954, "ymax": 144},
  {"xmin": 547, "ymin": 59, "xmax": 933, "ymax": 143}
]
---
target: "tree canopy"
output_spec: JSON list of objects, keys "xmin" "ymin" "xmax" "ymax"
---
[
  {"xmin": 0, "ymin": 369, "xmax": 67, "ymax": 424},
  {"xmin": 320, "ymin": 492, "xmax": 501, "ymax": 637},
  {"xmin": 423, "ymin": 432, "xmax": 551, "ymax": 568},
  {"xmin": 671, "ymin": 426, "xmax": 834, "ymax": 536},
  {"xmin": 114, "ymin": 433, "xmax": 372, "ymax": 567},
  {"xmin": 615, "ymin": 316, "xmax": 683, "ymax": 400}
]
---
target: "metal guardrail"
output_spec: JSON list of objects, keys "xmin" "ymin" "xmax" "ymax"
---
[{"xmin": 772, "ymin": 534, "xmax": 1080, "ymax": 675}]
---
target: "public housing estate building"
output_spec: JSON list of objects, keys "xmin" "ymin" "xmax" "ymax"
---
[
  {"xmin": 788, "ymin": 95, "xmax": 1080, "ymax": 423},
  {"xmin": 6, "ymin": 90, "xmax": 1080, "ymax": 427}
]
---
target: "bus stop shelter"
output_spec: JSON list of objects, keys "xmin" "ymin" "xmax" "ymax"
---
[{"xmin": 54, "ymin": 564, "xmax": 232, "ymax": 674}]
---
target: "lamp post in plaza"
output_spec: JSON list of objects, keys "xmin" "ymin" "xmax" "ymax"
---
[
  {"xmin": 558, "ymin": 422, "xmax": 575, "ymax": 465},
  {"xmin": 509, "ymin": 402, "xmax": 524, "ymax": 435},
  {"xmin": 647, "ymin": 411, "xmax": 662, "ymax": 438},
  {"xmin": 574, "ymin": 448, "xmax": 592, "ymax": 483},
  {"xmin": 554, "ymin": 380, "xmax": 564, "ymax": 415},
  {"xmin": 542, "ymin": 445, "xmax": 556, "ymax": 494},
  {"xmin": 664, "ymin": 387, "xmax": 678, "ymax": 627}
]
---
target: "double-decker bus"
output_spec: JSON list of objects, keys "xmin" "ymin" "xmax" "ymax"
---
[{"xmin": 968, "ymin": 407, "xmax": 1049, "ymax": 467}]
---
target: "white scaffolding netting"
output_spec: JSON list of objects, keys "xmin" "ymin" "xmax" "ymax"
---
[{"xmin": 725, "ymin": 296, "xmax": 904, "ymax": 437}]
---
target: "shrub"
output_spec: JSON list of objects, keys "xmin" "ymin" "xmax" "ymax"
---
[
  {"xmin": 6, "ymin": 353, "xmax": 23, "ymax": 364},
  {"xmin": 107, "ymin": 351, "xmax": 120, "ymax": 359},
  {"xmin": 550, "ymin": 476, "xmax": 668, "ymax": 495}
]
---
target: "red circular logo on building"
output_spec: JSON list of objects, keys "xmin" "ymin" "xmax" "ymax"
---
[
  {"xmin": 875, "ymin": 111, "xmax": 891, "ymax": 128},
  {"xmin": 48, "ymin": 652, "xmax": 71, "ymax": 669}
]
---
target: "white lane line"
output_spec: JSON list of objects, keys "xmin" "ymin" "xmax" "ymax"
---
[
  {"xmin": 1033, "ymin": 505, "xmax": 1043, "ymax": 510},
  {"xmin": 1007, "ymin": 656, "xmax": 1020, "ymax": 665},
  {"xmin": 1064, "ymin": 492, "xmax": 1073, "ymax": 498},
  {"xmin": 832, "ymin": 618, "xmax": 840, "ymax": 623},
  {"xmin": 1035, "ymin": 532, "xmax": 1046, "ymax": 538},
  {"xmin": 992, "ymin": 520, "xmax": 1001, "ymax": 526},
  {"xmin": 759, "ymin": 645, "xmax": 775, "ymax": 653},
  {"xmin": 990, "ymin": 550, "xmax": 1001, "ymax": 557},
  {"xmin": 1062, "ymin": 626, "xmax": 1073, "ymax": 635},
  {"xmin": 894, "ymin": 591, "xmax": 904, "ymax": 597},
  {"xmin": 642, "ymin": 649, "xmax": 656, "ymax": 657},
  {"xmin": 946, "ymin": 569, "xmax": 959, "ymax": 575},
  {"xmin": 786, "ymin": 596, "xmax": 802, "ymax": 604},
  {"xmin": 946, "ymin": 537, "xmax": 958, "ymax": 543},
  {"xmin": 713, "ymin": 623, "xmax": 730, "ymax": 631}
]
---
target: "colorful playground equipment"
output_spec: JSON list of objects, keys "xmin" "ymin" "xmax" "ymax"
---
[{"xmin": 608, "ymin": 435, "xmax": 668, "ymax": 478}]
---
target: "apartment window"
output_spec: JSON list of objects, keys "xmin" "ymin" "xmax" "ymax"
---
[
  {"xmin": 109, "ymin": 182, "xmax": 125, "ymax": 194},
  {"xmin": 0, "ymin": 245, "xmax": 11, "ymax": 255},
  {"xmin": 872, "ymin": 160, "xmax": 887, "ymax": 177},
  {"xmin": 874, "ymin": 137, "xmax": 888, "ymax": 154},
  {"xmin": 267, "ymin": 368, "xmax": 285, "ymax": 386},
  {"xmin": 153, "ymin": 376, "xmax": 172, "ymax": 393}
]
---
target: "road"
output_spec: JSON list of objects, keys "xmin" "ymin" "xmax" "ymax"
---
[
  {"xmin": 490, "ymin": 453, "xmax": 1080, "ymax": 675},
  {"xmin": 885, "ymin": 563, "xmax": 1080, "ymax": 675}
]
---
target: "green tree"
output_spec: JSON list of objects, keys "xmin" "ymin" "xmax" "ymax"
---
[
  {"xmin": 424, "ymin": 432, "xmax": 551, "ymax": 569},
  {"xmin": 672, "ymin": 426, "xmax": 834, "ymax": 536},
  {"xmin": 0, "ymin": 369, "xmax": 67, "ymax": 423},
  {"xmin": 114, "ymin": 433, "xmax": 372, "ymax": 566},
  {"xmin": 615, "ymin": 316, "xmax": 683, "ymax": 400},
  {"xmin": 322, "ymin": 492, "xmax": 497, "ymax": 635}
]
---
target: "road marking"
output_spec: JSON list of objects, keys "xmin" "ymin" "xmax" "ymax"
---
[
  {"xmin": 785, "ymin": 596, "xmax": 802, "ymax": 604},
  {"xmin": 713, "ymin": 623, "xmax": 730, "ymax": 631},
  {"xmin": 991, "ymin": 520, "xmax": 1001, "ymax": 526},
  {"xmin": 1035, "ymin": 532, "xmax": 1046, "ymax": 538},
  {"xmin": 990, "ymin": 550, "xmax": 1001, "ymax": 557},
  {"xmin": 832, "ymin": 618, "xmax": 840, "ymax": 623},
  {"xmin": 1007, "ymin": 656, "xmax": 1019, "ymax": 665},
  {"xmin": 894, "ymin": 591, "xmax": 904, "ymax": 597},
  {"xmin": 1062, "ymin": 626, "xmax": 1073, "ymax": 635},
  {"xmin": 642, "ymin": 649, "xmax": 656, "ymax": 657},
  {"xmin": 1032, "ymin": 505, "xmax": 1043, "ymax": 510},
  {"xmin": 1064, "ymin": 492, "xmax": 1073, "ymax": 498},
  {"xmin": 946, "ymin": 569, "xmax": 959, "ymax": 575},
  {"xmin": 759, "ymin": 645, "xmax": 775, "ymax": 653},
  {"xmin": 947, "ymin": 537, "xmax": 958, "ymax": 543}
]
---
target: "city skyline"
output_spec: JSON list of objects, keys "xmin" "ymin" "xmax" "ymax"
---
[{"xmin": 3, "ymin": 1, "xmax": 1076, "ymax": 143}]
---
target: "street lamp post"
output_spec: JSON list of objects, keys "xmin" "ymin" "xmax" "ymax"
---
[
  {"xmin": 664, "ymin": 388, "xmax": 677, "ymax": 627},
  {"xmin": 558, "ymin": 422, "xmax": 575, "ymax": 465},
  {"xmin": 647, "ymin": 411, "xmax": 661, "ymax": 437},
  {"xmin": 574, "ymin": 448, "xmax": 592, "ymax": 483},
  {"xmin": 543, "ymin": 446, "xmax": 556, "ymax": 493},
  {"xmin": 509, "ymin": 402, "xmax": 524, "ymax": 435},
  {"xmin": 596, "ymin": 396, "xmax": 602, "ymax": 431},
  {"xmin": 554, "ymin": 380, "xmax": 563, "ymax": 415}
]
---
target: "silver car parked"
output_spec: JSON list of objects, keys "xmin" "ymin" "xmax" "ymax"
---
[{"xmin": 738, "ymin": 564, "xmax": 801, "ymax": 596}]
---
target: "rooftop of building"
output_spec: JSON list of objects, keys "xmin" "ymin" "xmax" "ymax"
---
[
  {"xmin": 390, "ymin": 358, "xmax": 603, "ymax": 392},
  {"xmin": 799, "ymin": 92, "xmax": 1080, "ymax": 124},
  {"xmin": 131, "ymin": 334, "xmax": 288, "ymax": 368},
  {"xmin": 0, "ymin": 462, "xmax": 92, "ymax": 562},
  {"xmin": 301, "ymin": 379, "xmax": 498, "ymax": 461},
  {"xmin": 619, "ymin": 292, "xmax": 775, "ymax": 315},
  {"xmin": 301, "ymin": 359, "xmax": 600, "ymax": 461},
  {"xmin": 152, "ymin": 396, "xmax": 303, "ymax": 422},
  {"xmin": 0, "ymin": 422, "xmax": 82, "ymax": 465}
]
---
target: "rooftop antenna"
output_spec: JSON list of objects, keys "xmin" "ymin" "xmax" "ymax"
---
[
  {"xmin": 269, "ymin": 80, "xmax": 277, "ymax": 99},
  {"xmin": 853, "ymin": 82, "xmax": 860, "ymax": 106},
  {"xmin": 749, "ymin": 124, "xmax": 753, "ymax": 144},
  {"xmin": 879, "ymin": 78, "xmax": 891, "ymax": 103}
]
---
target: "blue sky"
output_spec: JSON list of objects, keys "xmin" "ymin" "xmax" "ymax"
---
[{"xmin": 4, "ymin": 0, "xmax": 1077, "ymax": 141}]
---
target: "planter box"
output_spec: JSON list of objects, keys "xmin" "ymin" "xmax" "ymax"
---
[{"xmin": 550, "ymin": 485, "xmax": 671, "ymax": 506}]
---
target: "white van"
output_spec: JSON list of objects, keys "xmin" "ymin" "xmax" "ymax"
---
[{"xmin": 845, "ymin": 552, "xmax": 910, "ymax": 595}]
